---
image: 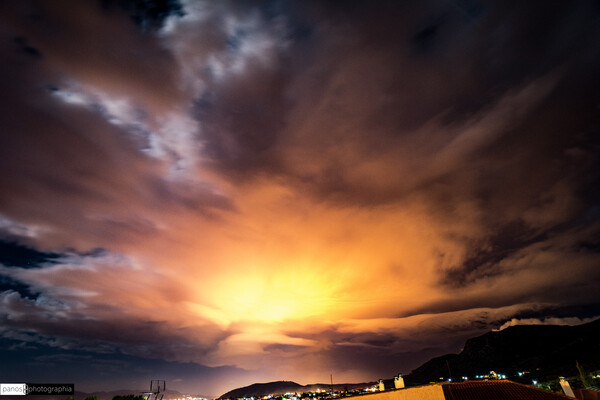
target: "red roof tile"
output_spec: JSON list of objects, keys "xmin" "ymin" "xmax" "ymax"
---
[
  {"xmin": 442, "ymin": 380, "xmax": 573, "ymax": 400},
  {"xmin": 574, "ymin": 389, "xmax": 600, "ymax": 400}
]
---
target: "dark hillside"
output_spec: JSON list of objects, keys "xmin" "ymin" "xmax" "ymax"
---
[{"xmin": 406, "ymin": 318, "xmax": 600, "ymax": 385}]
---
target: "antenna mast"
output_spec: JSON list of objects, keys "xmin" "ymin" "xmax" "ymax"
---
[{"xmin": 146, "ymin": 380, "xmax": 166, "ymax": 400}]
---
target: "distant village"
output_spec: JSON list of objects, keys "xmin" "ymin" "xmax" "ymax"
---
[
  {"xmin": 72, "ymin": 366, "xmax": 600, "ymax": 400},
  {"xmin": 197, "ymin": 369, "xmax": 600, "ymax": 400}
]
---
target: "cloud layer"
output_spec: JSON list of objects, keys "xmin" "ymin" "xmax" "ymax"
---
[{"xmin": 1, "ymin": 0, "xmax": 600, "ymax": 395}]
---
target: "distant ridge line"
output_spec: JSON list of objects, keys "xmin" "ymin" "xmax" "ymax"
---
[
  {"xmin": 219, "ymin": 318, "xmax": 600, "ymax": 398},
  {"xmin": 218, "ymin": 380, "xmax": 376, "ymax": 399}
]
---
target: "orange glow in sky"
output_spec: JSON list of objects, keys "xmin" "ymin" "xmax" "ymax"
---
[{"xmin": 1, "ymin": 0, "xmax": 599, "ymax": 396}]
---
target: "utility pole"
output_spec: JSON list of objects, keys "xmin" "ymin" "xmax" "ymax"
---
[
  {"xmin": 330, "ymin": 374, "xmax": 333, "ymax": 394},
  {"xmin": 446, "ymin": 360, "xmax": 453, "ymax": 381}
]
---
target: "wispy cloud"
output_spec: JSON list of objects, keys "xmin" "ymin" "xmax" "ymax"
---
[
  {"xmin": 495, "ymin": 317, "xmax": 599, "ymax": 331},
  {"xmin": 0, "ymin": 0, "xmax": 599, "ymax": 394}
]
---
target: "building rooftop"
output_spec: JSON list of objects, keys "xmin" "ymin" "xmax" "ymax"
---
[{"xmin": 442, "ymin": 380, "xmax": 573, "ymax": 400}]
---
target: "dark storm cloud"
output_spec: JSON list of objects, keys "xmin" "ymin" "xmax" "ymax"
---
[
  {"xmin": 0, "ymin": 336, "xmax": 249, "ymax": 396},
  {"xmin": 0, "ymin": 288, "xmax": 233, "ymax": 363},
  {"xmin": 0, "ymin": 241, "xmax": 59, "ymax": 268},
  {"xmin": 189, "ymin": 0, "xmax": 600, "ymax": 229},
  {"xmin": 279, "ymin": 304, "xmax": 545, "ymax": 377},
  {"xmin": 1, "ymin": 0, "xmax": 600, "ymax": 394},
  {"xmin": 194, "ymin": 66, "xmax": 291, "ymax": 176},
  {"xmin": 401, "ymin": 223, "xmax": 600, "ymax": 318},
  {"xmin": 244, "ymin": 0, "xmax": 600, "ymax": 321},
  {"xmin": 101, "ymin": 0, "xmax": 185, "ymax": 31},
  {"xmin": 0, "ymin": 241, "xmax": 57, "ymax": 297},
  {"xmin": 11, "ymin": 35, "xmax": 42, "ymax": 58},
  {"xmin": 188, "ymin": 0, "xmax": 600, "ymax": 340},
  {"xmin": 0, "ymin": 277, "xmax": 38, "ymax": 300},
  {"xmin": 0, "ymin": 0, "xmax": 232, "ymax": 252},
  {"xmin": 0, "ymin": 0, "xmax": 183, "ymax": 108},
  {"xmin": 172, "ymin": 0, "xmax": 300, "ymax": 176}
]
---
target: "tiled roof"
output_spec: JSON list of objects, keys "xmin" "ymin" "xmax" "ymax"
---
[
  {"xmin": 442, "ymin": 380, "xmax": 573, "ymax": 400},
  {"xmin": 574, "ymin": 389, "xmax": 600, "ymax": 400}
]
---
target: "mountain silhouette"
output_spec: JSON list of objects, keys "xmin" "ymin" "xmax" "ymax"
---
[
  {"xmin": 405, "ymin": 318, "xmax": 600, "ymax": 385},
  {"xmin": 219, "ymin": 381, "xmax": 375, "ymax": 399},
  {"xmin": 218, "ymin": 319, "xmax": 600, "ymax": 398}
]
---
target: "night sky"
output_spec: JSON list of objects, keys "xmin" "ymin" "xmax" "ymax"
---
[{"xmin": 1, "ymin": 0, "xmax": 600, "ymax": 396}]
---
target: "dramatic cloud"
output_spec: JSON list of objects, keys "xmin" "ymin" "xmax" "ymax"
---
[
  {"xmin": 494, "ymin": 317, "xmax": 599, "ymax": 331},
  {"xmin": 0, "ymin": 0, "xmax": 599, "ymax": 396}
]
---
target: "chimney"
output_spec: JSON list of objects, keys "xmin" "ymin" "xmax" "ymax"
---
[
  {"xmin": 559, "ymin": 377, "xmax": 575, "ymax": 398},
  {"xmin": 394, "ymin": 375, "xmax": 405, "ymax": 389}
]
